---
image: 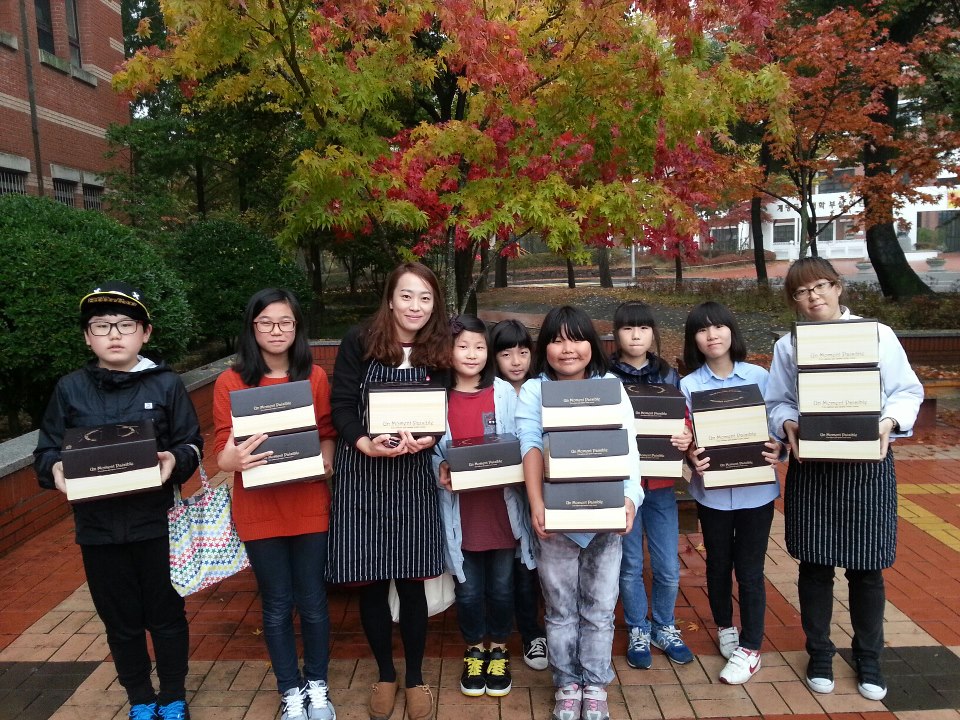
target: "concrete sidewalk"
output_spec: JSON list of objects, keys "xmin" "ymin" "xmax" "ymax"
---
[{"xmin": 2, "ymin": 433, "xmax": 960, "ymax": 720}]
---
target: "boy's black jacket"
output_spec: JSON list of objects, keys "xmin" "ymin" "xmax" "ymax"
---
[{"xmin": 34, "ymin": 361, "xmax": 203, "ymax": 545}]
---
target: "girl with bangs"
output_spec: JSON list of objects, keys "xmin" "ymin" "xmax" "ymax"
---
[
  {"xmin": 514, "ymin": 306, "xmax": 642, "ymax": 720},
  {"xmin": 608, "ymin": 302, "xmax": 694, "ymax": 670},
  {"xmin": 767, "ymin": 257, "xmax": 922, "ymax": 702},
  {"xmin": 680, "ymin": 302, "xmax": 782, "ymax": 686}
]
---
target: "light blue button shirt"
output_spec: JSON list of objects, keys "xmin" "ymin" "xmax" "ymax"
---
[{"xmin": 680, "ymin": 362, "xmax": 781, "ymax": 511}]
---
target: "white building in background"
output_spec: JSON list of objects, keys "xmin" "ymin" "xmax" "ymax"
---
[{"xmin": 707, "ymin": 171, "xmax": 960, "ymax": 260}]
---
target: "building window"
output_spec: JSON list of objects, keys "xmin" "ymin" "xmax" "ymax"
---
[
  {"xmin": 818, "ymin": 168, "xmax": 854, "ymax": 194},
  {"xmin": 35, "ymin": 0, "xmax": 55, "ymax": 54},
  {"xmin": 65, "ymin": 0, "xmax": 82, "ymax": 66},
  {"xmin": 709, "ymin": 227, "xmax": 739, "ymax": 253},
  {"xmin": 53, "ymin": 178, "xmax": 76, "ymax": 206},
  {"xmin": 0, "ymin": 169, "xmax": 28, "ymax": 196},
  {"xmin": 82, "ymin": 184, "xmax": 102, "ymax": 210},
  {"xmin": 817, "ymin": 221, "xmax": 834, "ymax": 243},
  {"xmin": 773, "ymin": 220, "xmax": 795, "ymax": 244},
  {"xmin": 836, "ymin": 217, "xmax": 856, "ymax": 241}
]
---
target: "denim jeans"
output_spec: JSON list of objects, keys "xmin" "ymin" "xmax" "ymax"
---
[
  {"xmin": 619, "ymin": 486, "xmax": 680, "ymax": 633},
  {"xmin": 536, "ymin": 532, "xmax": 622, "ymax": 688},
  {"xmin": 799, "ymin": 562, "xmax": 886, "ymax": 664},
  {"xmin": 514, "ymin": 559, "xmax": 546, "ymax": 644},
  {"xmin": 455, "ymin": 548, "xmax": 515, "ymax": 645},
  {"xmin": 696, "ymin": 501, "xmax": 774, "ymax": 650},
  {"xmin": 246, "ymin": 532, "xmax": 330, "ymax": 693}
]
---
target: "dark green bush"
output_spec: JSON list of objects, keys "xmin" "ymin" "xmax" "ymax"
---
[
  {"xmin": 0, "ymin": 195, "xmax": 193, "ymax": 431},
  {"xmin": 164, "ymin": 218, "xmax": 310, "ymax": 350}
]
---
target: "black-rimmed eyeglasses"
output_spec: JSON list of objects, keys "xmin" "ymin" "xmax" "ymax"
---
[
  {"xmin": 791, "ymin": 280, "xmax": 835, "ymax": 301},
  {"xmin": 254, "ymin": 319, "xmax": 296, "ymax": 333},
  {"xmin": 87, "ymin": 320, "xmax": 141, "ymax": 336}
]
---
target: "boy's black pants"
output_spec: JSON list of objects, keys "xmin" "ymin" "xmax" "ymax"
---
[{"xmin": 81, "ymin": 536, "xmax": 189, "ymax": 705}]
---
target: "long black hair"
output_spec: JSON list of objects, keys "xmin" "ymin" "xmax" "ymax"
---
[
  {"xmin": 450, "ymin": 314, "xmax": 496, "ymax": 390},
  {"xmin": 611, "ymin": 300, "xmax": 671, "ymax": 376},
  {"xmin": 534, "ymin": 306, "xmax": 608, "ymax": 380},
  {"xmin": 234, "ymin": 288, "xmax": 314, "ymax": 386},
  {"xmin": 682, "ymin": 301, "xmax": 748, "ymax": 371}
]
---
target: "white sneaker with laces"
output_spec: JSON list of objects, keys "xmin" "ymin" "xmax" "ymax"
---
[
  {"xmin": 719, "ymin": 647, "xmax": 761, "ymax": 685},
  {"xmin": 281, "ymin": 686, "xmax": 308, "ymax": 720},
  {"xmin": 305, "ymin": 679, "xmax": 336, "ymax": 720},
  {"xmin": 523, "ymin": 636, "xmax": 548, "ymax": 671},
  {"xmin": 717, "ymin": 626, "xmax": 740, "ymax": 660}
]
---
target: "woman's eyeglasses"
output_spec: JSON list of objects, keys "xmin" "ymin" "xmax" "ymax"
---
[
  {"xmin": 791, "ymin": 280, "xmax": 835, "ymax": 301},
  {"xmin": 254, "ymin": 319, "xmax": 296, "ymax": 333}
]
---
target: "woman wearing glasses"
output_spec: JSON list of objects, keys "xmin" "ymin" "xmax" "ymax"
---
[
  {"xmin": 213, "ymin": 288, "xmax": 338, "ymax": 720},
  {"xmin": 766, "ymin": 258, "xmax": 922, "ymax": 702}
]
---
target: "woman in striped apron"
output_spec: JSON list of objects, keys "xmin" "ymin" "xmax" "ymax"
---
[
  {"xmin": 327, "ymin": 262, "xmax": 451, "ymax": 720},
  {"xmin": 766, "ymin": 257, "xmax": 922, "ymax": 703}
]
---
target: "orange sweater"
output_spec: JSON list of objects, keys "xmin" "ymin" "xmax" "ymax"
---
[{"xmin": 213, "ymin": 366, "xmax": 336, "ymax": 542}]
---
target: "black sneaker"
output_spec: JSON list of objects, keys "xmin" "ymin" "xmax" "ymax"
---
[
  {"xmin": 460, "ymin": 646, "xmax": 487, "ymax": 697},
  {"xmin": 484, "ymin": 646, "xmax": 512, "ymax": 697},
  {"xmin": 805, "ymin": 654, "xmax": 835, "ymax": 694},
  {"xmin": 856, "ymin": 659, "xmax": 887, "ymax": 701}
]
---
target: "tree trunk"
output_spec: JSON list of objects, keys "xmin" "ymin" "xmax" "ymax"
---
[
  {"xmin": 674, "ymin": 254, "xmax": 683, "ymax": 287},
  {"xmin": 863, "ymin": 85, "xmax": 933, "ymax": 299},
  {"xmin": 455, "ymin": 242, "xmax": 478, "ymax": 315},
  {"xmin": 444, "ymin": 225, "xmax": 458, "ymax": 314},
  {"xmin": 495, "ymin": 252, "xmax": 509, "ymax": 288},
  {"xmin": 477, "ymin": 244, "xmax": 489, "ymax": 292},
  {"xmin": 598, "ymin": 247, "xmax": 613, "ymax": 287},
  {"xmin": 566, "ymin": 258, "xmax": 576, "ymax": 288},
  {"xmin": 752, "ymin": 141, "xmax": 770, "ymax": 288}
]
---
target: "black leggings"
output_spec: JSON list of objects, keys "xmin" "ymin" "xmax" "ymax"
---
[{"xmin": 359, "ymin": 579, "xmax": 428, "ymax": 687}]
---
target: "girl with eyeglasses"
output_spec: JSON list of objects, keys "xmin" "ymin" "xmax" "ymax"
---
[
  {"xmin": 766, "ymin": 257, "xmax": 923, "ymax": 702},
  {"xmin": 213, "ymin": 288, "xmax": 338, "ymax": 720}
]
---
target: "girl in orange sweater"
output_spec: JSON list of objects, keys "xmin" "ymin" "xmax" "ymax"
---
[{"xmin": 213, "ymin": 288, "xmax": 337, "ymax": 720}]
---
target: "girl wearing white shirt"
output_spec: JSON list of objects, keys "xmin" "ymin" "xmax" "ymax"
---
[{"xmin": 766, "ymin": 257, "xmax": 922, "ymax": 703}]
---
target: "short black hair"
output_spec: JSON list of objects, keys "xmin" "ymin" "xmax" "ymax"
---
[
  {"xmin": 450, "ymin": 314, "xmax": 495, "ymax": 389},
  {"xmin": 682, "ymin": 301, "xmax": 748, "ymax": 371},
  {"xmin": 611, "ymin": 300, "xmax": 672, "ymax": 375},
  {"xmin": 534, "ymin": 306, "xmax": 608, "ymax": 380},
  {"xmin": 490, "ymin": 319, "xmax": 533, "ymax": 354},
  {"xmin": 234, "ymin": 288, "xmax": 313, "ymax": 386}
]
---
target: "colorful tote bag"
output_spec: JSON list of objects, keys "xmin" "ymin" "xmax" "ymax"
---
[{"xmin": 168, "ymin": 447, "xmax": 249, "ymax": 596}]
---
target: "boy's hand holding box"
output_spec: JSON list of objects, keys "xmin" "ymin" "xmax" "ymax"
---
[
  {"xmin": 364, "ymin": 381, "xmax": 447, "ymax": 438},
  {"xmin": 229, "ymin": 380, "xmax": 325, "ymax": 488},
  {"xmin": 447, "ymin": 433, "xmax": 523, "ymax": 492},
  {"xmin": 61, "ymin": 421, "xmax": 162, "ymax": 502}
]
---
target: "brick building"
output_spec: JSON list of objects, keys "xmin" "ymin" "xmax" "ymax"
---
[{"xmin": 0, "ymin": 0, "xmax": 128, "ymax": 208}]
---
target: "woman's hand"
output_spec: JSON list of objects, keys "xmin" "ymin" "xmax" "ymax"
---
[
  {"xmin": 158, "ymin": 451, "xmax": 177, "ymax": 481},
  {"xmin": 879, "ymin": 417, "xmax": 897, "ymax": 459},
  {"xmin": 621, "ymin": 497, "xmax": 636, "ymax": 536},
  {"xmin": 687, "ymin": 446, "xmax": 710, "ymax": 474},
  {"xmin": 761, "ymin": 437, "xmax": 783, "ymax": 466},
  {"xmin": 671, "ymin": 426, "xmax": 693, "ymax": 453},
  {"xmin": 783, "ymin": 419, "xmax": 800, "ymax": 462},
  {"xmin": 217, "ymin": 432, "xmax": 272, "ymax": 473},
  {"xmin": 438, "ymin": 461, "xmax": 452, "ymax": 491},
  {"xmin": 52, "ymin": 461, "xmax": 67, "ymax": 494},
  {"xmin": 400, "ymin": 431, "xmax": 437, "ymax": 454},
  {"xmin": 357, "ymin": 434, "xmax": 408, "ymax": 458},
  {"xmin": 530, "ymin": 497, "xmax": 547, "ymax": 540}
]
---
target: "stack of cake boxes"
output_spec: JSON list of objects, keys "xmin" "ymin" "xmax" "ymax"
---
[
  {"xmin": 689, "ymin": 384, "xmax": 776, "ymax": 489},
  {"xmin": 61, "ymin": 421, "xmax": 163, "ymax": 502},
  {"xmin": 625, "ymin": 384, "xmax": 687, "ymax": 480},
  {"xmin": 794, "ymin": 320, "xmax": 882, "ymax": 461},
  {"xmin": 230, "ymin": 380, "xmax": 326, "ymax": 488},
  {"xmin": 540, "ymin": 378, "xmax": 630, "ymax": 532}
]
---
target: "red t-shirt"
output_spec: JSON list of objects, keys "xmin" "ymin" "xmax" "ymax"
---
[{"xmin": 448, "ymin": 386, "xmax": 516, "ymax": 552}]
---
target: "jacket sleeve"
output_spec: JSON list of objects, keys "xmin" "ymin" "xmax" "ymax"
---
[
  {"xmin": 33, "ymin": 380, "xmax": 69, "ymax": 489},
  {"xmin": 765, "ymin": 336, "xmax": 799, "ymax": 440},
  {"xmin": 330, "ymin": 325, "xmax": 370, "ymax": 448},
  {"xmin": 163, "ymin": 375, "xmax": 202, "ymax": 486}
]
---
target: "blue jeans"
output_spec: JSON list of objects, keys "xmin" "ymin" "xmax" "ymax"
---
[
  {"xmin": 696, "ymin": 501, "xmax": 774, "ymax": 650},
  {"xmin": 455, "ymin": 548, "xmax": 515, "ymax": 645},
  {"xmin": 246, "ymin": 532, "xmax": 330, "ymax": 693},
  {"xmin": 514, "ymin": 559, "xmax": 546, "ymax": 644},
  {"xmin": 536, "ymin": 532, "xmax": 622, "ymax": 688},
  {"xmin": 619, "ymin": 485, "xmax": 680, "ymax": 633}
]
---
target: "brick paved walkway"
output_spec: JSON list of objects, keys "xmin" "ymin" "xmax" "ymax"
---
[{"xmin": 2, "ymin": 432, "xmax": 959, "ymax": 720}]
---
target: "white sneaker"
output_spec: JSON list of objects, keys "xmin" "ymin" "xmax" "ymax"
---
[
  {"xmin": 719, "ymin": 647, "xmax": 761, "ymax": 685},
  {"xmin": 281, "ymin": 686, "xmax": 308, "ymax": 720},
  {"xmin": 523, "ymin": 636, "xmax": 549, "ymax": 671},
  {"xmin": 305, "ymin": 679, "xmax": 336, "ymax": 720},
  {"xmin": 717, "ymin": 626, "xmax": 739, "ymax": 660}
]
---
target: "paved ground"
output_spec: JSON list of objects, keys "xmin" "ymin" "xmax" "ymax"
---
[{"xmin": 2, "ymin": 427, "xmax": 959, "ymax": 720}]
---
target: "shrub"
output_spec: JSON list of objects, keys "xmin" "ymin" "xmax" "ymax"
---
[
  {"xmin": 164, "ymin": 218, "xmax": 310, "ymax": 351},
  {"xmin": 0, "ymin": 195, "xmax": 193, "ymax": 431}
]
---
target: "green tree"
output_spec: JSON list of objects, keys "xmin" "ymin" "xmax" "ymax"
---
[{"xmin": 0, "ymin": 195, "xmax": 193, "ymax": 432}]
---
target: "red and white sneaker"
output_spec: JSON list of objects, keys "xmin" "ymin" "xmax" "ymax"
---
[{"xmin": 719, "ymin": 647, "xmax": 761, "ymax": 685}]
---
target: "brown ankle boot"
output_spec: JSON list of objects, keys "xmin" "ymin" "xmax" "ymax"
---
[
  {"xmin": 369, "ymin": 681, "xmax": 399, "ymax": 720},
  {"xmin": 404, "ymin": 684, "xmax": 434, "ymax": 720}
]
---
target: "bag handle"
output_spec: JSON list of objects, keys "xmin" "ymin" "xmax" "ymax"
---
[{"xmin": 173, "ymin": 444, "xmax": 210, "ymax": 505}]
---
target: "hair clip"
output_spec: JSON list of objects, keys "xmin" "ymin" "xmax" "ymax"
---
[{"xmin": 449, "ymin": 317, "xmax": 465, "ymax": 336}]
